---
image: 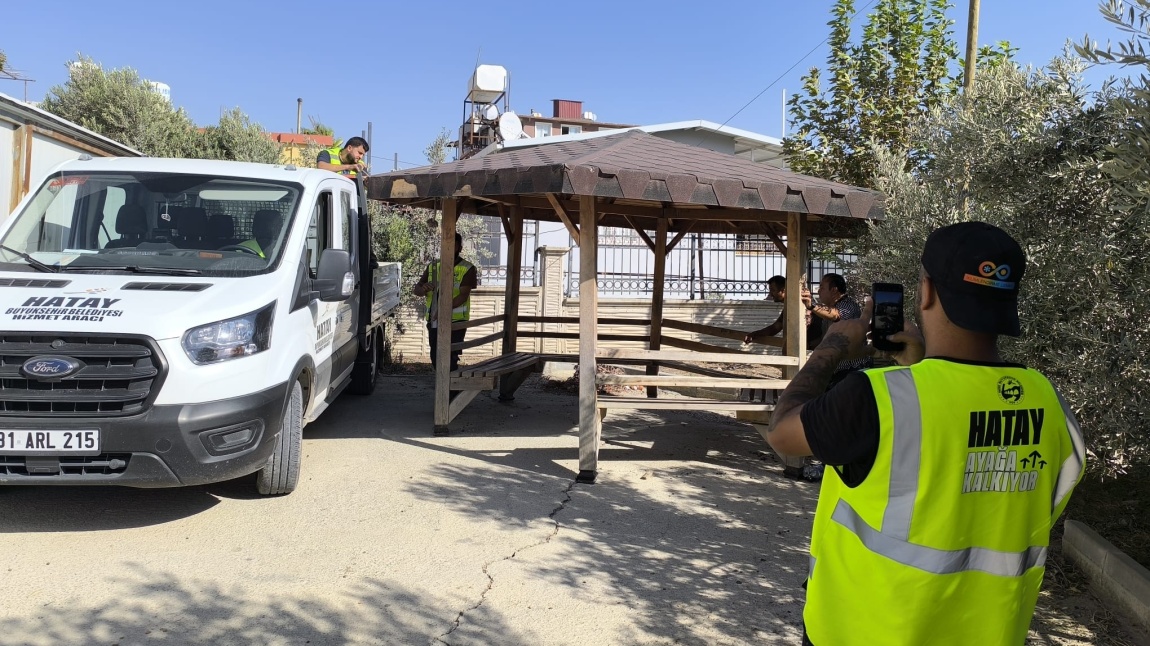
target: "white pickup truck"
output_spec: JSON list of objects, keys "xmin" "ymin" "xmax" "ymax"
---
[{"xmin": 0, "ymin": 156, "xmax": 400, "ymax": 494}]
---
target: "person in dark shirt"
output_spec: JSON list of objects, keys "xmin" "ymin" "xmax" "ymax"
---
[
  {"xmin": 743, "ymin": 275, "xmax": 820, "ymax": 349},
  {"xmin": 806, "ymin": 273, "xmax": 873, "ymax": 385},
  {"xmin": 764, "ymin": 222, "xmax": 1086, "ymax": 645}
]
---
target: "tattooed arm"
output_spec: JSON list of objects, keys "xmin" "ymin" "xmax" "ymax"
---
[{"xmin": 764, "ymin": 303, "xmax": 874, "ymax": 457}]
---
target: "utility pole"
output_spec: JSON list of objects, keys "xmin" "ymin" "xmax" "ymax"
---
[
  {"xmin": 963, "ymin": 0, "xmax": 980, "ymax": 92},
  {"xmin": 296, "ymin": 98, "xmax": 302, "ymax": 134}
]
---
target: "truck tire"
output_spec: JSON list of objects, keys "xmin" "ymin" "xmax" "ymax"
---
[
  {"xmin": 349, "ymin": 327, "xmax": 381, "ymax": 396},
  {"xmin": 257, "ymin": 380, "xmax": 303, "ymax": 495}
]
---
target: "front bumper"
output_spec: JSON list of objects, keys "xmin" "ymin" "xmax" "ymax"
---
[{"xmin": 0, "ymin": 381, "xmax": 291, "ymax": 487}]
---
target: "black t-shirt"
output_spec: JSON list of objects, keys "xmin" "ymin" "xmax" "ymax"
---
[
  {"xmin": 800, "ymin": 371, "xmax": 879, "ymax": 487},
  {"xmin": 799, "ymin": 358, "xmax": 1026, "ymax": 488}
]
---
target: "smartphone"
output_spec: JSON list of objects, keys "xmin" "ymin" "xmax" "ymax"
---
[{"xmin": 871, "ymin": 282, "xmax": 905, "ymax": 352}]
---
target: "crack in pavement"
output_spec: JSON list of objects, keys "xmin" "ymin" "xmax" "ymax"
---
[{"xmin": 432, "ymin": 479, "xmax": 578, "ymax": 646}]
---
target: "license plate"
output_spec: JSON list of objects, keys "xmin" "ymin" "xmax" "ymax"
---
[{"xmin": 0, "ymin": 429, "xmax": 100, "ymax": 454}]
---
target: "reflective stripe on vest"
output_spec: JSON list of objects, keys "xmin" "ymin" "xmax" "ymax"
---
[
  {"xmin": 804, "ymin": 361, "xmax": 1086, "ymax": 646},
  {"xmin": 425, "ymin": 260, "xmax": 473, "ymax": 322},
  {"xmin": 324, "ymin": 146, "xmax": 355, "ymax": 177}
]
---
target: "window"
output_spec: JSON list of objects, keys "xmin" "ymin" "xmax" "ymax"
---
[
  {"xmin": 306, "ymin": 191, "xmax": 334, "ymax": 278},
  {"xmin": 535, "ymin": 122, "xmax": 552, "ymax": 138},
  {"xmin": 560, "ymin": 124, "xmax": 582, "ymax": 136},
  {"xmin": 97, "ymin": 186, "xmax": 126, "ymax": 248},
  {"xmin": 340, "ymin": 192, "xmax": 353, "ymax": 253}
]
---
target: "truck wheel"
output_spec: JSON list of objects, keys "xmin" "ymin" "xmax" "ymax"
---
[
  {"xmin": 257, "ymin": 380, "xmax": 303, "ymax": 495},
  {"xmin": 349, "ymin": 328, "xmax": 381, "ymax": 396}
]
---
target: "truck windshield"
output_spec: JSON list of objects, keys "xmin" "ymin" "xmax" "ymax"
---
[{"xmin": 0, "ymin": 171, "xmax": 302, "ymax": 276}]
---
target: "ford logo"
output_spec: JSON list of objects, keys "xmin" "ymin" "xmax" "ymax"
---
[{"xmin": 20, "ymin": 356, "xmax": 82, "ymax": 381}]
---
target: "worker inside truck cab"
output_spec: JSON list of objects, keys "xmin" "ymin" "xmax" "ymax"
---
[
  {"xmin": 317, "ymin": 136, "xmax": 369, "ymax": 177},
  {"xmin": 237, "ymin": 210, "xmax": 282, "ymax": 258}
]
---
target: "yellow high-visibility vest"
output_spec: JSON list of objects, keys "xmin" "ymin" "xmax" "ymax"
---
[
  {"xmin": 805, "ymin": 359, "xmax": 1085, "ymax": 645},
  {"xmin": 322, "ymin": 146, "xmax": 356, "ymax": 177},
  {"xmin": 425, "ymin": 260, "xmax": 474, "ymax": 323}
]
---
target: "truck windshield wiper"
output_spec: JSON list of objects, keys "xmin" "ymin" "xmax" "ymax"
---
[
  {"xmin": 60, "ymin": 265, "xmax": 202, "ymax": 276},
  {"xmin": 0, "ymin": 245, "xmax": 59, "ymax": 273}
]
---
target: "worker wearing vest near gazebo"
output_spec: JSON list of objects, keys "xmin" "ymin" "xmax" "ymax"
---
[
  {"xmin": 764, "ymin": 222, "xmax": 1085, "ymax": 645},
  {"xmin": 316, "ymin": 136, "xmax": 369, "ymax": 177},
  {"xmin": 412, "ymin": 232, "xmax": 477, "ymax": 372}
]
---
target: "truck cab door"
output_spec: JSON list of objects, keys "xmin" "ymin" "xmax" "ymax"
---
[
  {"xmin": 330, "ymin": 189, "xmax": 359, "ymax": 386},
  {"xmin": 305, "ymin": 186, "xmax": 341, "ymax": 401}
]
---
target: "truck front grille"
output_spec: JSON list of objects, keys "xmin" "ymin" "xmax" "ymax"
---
[{"xmin": 0, "ymin": 334, "xmax": 165, "ymax": 417}]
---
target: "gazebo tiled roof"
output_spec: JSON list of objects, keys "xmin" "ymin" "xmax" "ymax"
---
[{"xmin": 367, "ymin": 130, "xmax": 883, "ymax": 237}]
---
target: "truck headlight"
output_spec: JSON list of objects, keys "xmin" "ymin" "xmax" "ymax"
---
[{"xmin": 182, "ymin": 302, "xmax": 276, "ymax": 365}]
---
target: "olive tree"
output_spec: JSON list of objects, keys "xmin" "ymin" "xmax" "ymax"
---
[{"xmin": 853, "ymin": 55, "xmax": 1147, "ymax": 473}]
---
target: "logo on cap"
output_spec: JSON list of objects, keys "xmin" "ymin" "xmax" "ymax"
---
[{"xmin": 964, "ymin": 261, "xmax": 1015, "ymax": 290}]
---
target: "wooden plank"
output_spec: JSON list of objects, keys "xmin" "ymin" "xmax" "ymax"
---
[
  {"xmin": 448, "ymin": 389, "xmax": 483, "ymax": 423},
  {"xmin": 454, "ymin": 352, "xmax": 538, "ymax": 377},
  {"xmin": 452, "ymin": 330, "xmax": 502, "ymax": 351},
  {"xmin": 785, "ymin": 212, "xmax": 806, "ymax": 379},
  {"xmin": 546, "ymin": 193, "xmax": 580, "ymax": 240},
  {"xmin": 760, "ymin": 222, "xmax": 787, "ymax": 256},
  {"xmin": 622, "ymin": 215, "xmax": 656, "ymax": 252},
  {"xmin": 498, "ymin": 203, "xmax": 513, "ymax": 243},
  {"xmin": 661, "ymin": 361, "xmax": 772, "ymax": 379},
  {"xmin": 647, "ymin": 217, "xmax": 668, "ymax": 398},
  {"xmin": 596, "ymin": 375, "xmax": 792, "ymax": 389},
  {"xmin": 502, "ymin": 205, "xmax": 524, "ymax": 355},
  {"xmin": 662, "ymin": 317, "xmax": 759, "ymax": 344},
  {"xmin": 596, "ymin": 397, "xmax": 777, "ymax": 412},
  {"xmin": 520, "ymin": 332, "xmax": 649, "ymax": 343},
  {"xmin": 661, "ymin": 336, "xmax": 750, "ymax": 355},
  {"xmin": 520, "ymin": 316, "xmax": 651, "ymax": 326},
  {"xmin": 434, "ymin": 199, "xmax": 457, "ymax": 433},
  {"xmin": 452, "ymin": 314, "xmax": 504, "ymax": 330},
  {"xmin": 578, "ymin": 195, "xmax": 601, "ymax": 482},
  {"xmin": 665, "ymin": 223, "xmax": 695, "ymax": 253},
  {"xmin": 450, "ymin": 376, "xmax": 496, "ymax": 390},
  {"xmin": 596, "ymin": 348, "xmax": 801, "ymax": 366}
]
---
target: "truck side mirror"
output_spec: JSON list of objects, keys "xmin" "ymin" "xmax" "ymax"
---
[{"xmin": 314, "ymin": 249, "xmax": 354, "ymax": 302}]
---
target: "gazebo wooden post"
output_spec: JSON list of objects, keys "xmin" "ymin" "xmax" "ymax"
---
[
  {"xmin": 576, "ymin": 195, "xmax": 601, "ymax": 483},
  {"xmin": 433, "ymin": 198, "xmax": 458, "ymax": 436},
  {"xmin": 784, "ymin": 211, "xmax": 807, "ymax": 379},
  {"xmin": 497, "ymin": 205, "xmax": 525, "ymax": 402},
  {"xmin": 501, "ymin": 205, "xmax": 524, "ymax": 356},
  {"xmin": 646, "ymin": 217, "xmax": 668, "ymax": 398}
]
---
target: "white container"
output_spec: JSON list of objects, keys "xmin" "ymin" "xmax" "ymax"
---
[{"xmin": 468, "ymin": 65, "xmax": 507, "ymax": 104}]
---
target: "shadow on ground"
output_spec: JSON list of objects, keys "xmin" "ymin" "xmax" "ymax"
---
[{"xmin": 0, "ymin": 562, "xmax": 528, "ymax": 646}]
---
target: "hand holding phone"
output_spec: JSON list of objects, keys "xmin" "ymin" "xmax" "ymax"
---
[{"xmin": 871, "ymin": 282, "xmax": 906, "ymax": 352}]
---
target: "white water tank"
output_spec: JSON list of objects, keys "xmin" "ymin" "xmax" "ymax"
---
[{"xmin": 468, "ymin": 65, "xmax": 507, "ymax": 104}]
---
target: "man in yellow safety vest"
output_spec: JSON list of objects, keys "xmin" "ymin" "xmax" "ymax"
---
[
  {"xmin": 316, "ymin": 136, "xmax": 369, "ymax": 177},
  {"xmin": 412, "ymin": 233, "xmax": 477, "ymax": 372},
  {"xmin": 765, "ymin": 221, "xmax": 1085, "ymax": 645}
]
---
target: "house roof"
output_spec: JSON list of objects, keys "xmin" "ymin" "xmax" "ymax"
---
[
  {"xmin": 0, "ymin": 92, "xmax": 142, "ymax": 157},
  {"xmin": 266, "ymin": 132, "xmax": 334, "ymax": 147},
  {"xmin": 367, "ymin": 129, "xmax": 882, "ymax": 238},
  {"xmin": 476, "ymin": 119, "xmax": 787, "ymax": 168}
]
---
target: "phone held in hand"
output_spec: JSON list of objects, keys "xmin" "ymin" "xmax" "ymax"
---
[{"xmin": 871, "ymin": 282, "xmax": 905, "ymax": 352}]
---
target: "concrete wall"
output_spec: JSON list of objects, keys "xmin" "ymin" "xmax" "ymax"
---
[{"xmin": 387, "ymin": 247, "xmax": 782, "ymax": 364}]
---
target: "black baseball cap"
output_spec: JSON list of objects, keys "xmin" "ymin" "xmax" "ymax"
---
[{"xmin": 921, "ymin": 221, "xmax": 1025, "ymax": 336}]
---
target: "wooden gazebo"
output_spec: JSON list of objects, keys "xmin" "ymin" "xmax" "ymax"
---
[{"xmin": 366, "ymin": 130, "xmax": 882, "ymax": 483}]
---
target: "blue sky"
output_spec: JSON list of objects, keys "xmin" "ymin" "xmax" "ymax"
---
[{"xmin": 0, "ymin": 0, "xmax": 1128, "ymax": 169}]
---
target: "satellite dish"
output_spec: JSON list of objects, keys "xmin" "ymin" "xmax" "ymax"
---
[
  {"xmin": 497, "ymin": 112, "xmax": 524, "ymax": 141},
  {"xmin": 483, "ymin": 104, "xmax": 500, "ymax": 121}
]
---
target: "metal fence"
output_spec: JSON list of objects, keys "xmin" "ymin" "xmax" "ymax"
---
[
  {"xmin": 563, "ymin": 228, "xmax": 856, "ymax": 299},
  {"xmin": 466, "ymin": 226, "xmax": 856, "ymax": 298}
]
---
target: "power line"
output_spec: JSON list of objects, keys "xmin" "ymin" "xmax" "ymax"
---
[{"xmin": 711, "ymin": 0, "xmax": 880, "ymax": 134}]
